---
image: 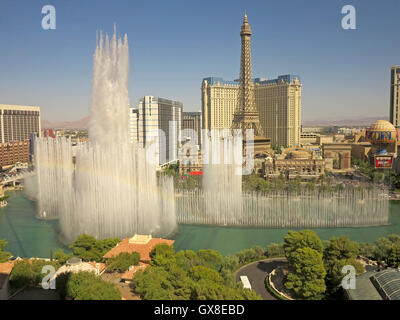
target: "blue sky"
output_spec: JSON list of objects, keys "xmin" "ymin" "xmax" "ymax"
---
[{"xmin": 0, "ymin": 0, "xmax": 398, "ymax": 122}]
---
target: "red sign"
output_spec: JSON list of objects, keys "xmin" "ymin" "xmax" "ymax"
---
[
  {"xmin": 190, "ymin": 171, "xmax": 203, "ymax": 176},
  {"xmin": 375, "ymin": 156, "xmax": 392, "ymax": 168}
]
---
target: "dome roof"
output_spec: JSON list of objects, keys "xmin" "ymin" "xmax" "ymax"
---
[
  {"xmin": 370, "ymin": 120, "xmax": 396, "ymax": 132},
  {"xmin": 284, "ymin": 148, "xmax": 311, "ymax": 159},
  {"xmin": 367, "ymin": 120, "xmax": 398, "ymax": 144}
]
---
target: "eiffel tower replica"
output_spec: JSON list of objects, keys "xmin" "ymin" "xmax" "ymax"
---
[{"xmin": 232, "ymin": 13, "xmax": 270, "ymax": 157}]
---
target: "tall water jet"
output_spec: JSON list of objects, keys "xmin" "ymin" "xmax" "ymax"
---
[
  {"xmin": 177, "ymin": 129, "xmax": 244, "ymax": 225},
  {"xmin": 32, "ymin": 28, "xmax": 177, "ymax": 242}
]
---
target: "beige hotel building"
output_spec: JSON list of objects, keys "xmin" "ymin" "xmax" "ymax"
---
[{"xmin": 201, "ymin": 75, "xmax": 301, "ymax": 147}]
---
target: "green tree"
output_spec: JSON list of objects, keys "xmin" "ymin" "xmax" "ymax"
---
[
  {"xmin": 54, "ymin": 249, "xmax": 73, "ymax": 265},
  {"xmin": 373, "ymin": 237, "xmax": 393, "ymax": 263},
  {"xmin": 189, "ymin": 265, "xmax": 223, "ymax": 283},
  {"xmin": 359, "ymin": 242, "xmax": 375, "ymax": 259},
  {"xmin": 133, "ymin": 266, "xmax": 179, "ymax": 300},
  {"xmin": 150, "ymin": 243, "xmax": 176, "ymax": 269},
  {"xmin": 388, "ymin": 244, "xmax": 400, "ymax": 268},
  {"xmin": 197, "ymin": 249, "xmax": 223, "ymax": 270},
  {"xmin": 106, "ymin": 251, "xmax": 140, "ymax": 272},
  {"xmin": 31, "ymin": 259, "xmax": 60, "ymax": 285},
  {"xmin": 64, "ymin": 271, "xmax": 121, "ymax": 300},
  {"xmin": 9, "ymin": 259, "xmax": 60, "ymax": 289},
  {"xmin": 176, "ymin": 250, "xmax": 204, "ymax": 271},
  {"xmin": 0, "ymin": 239, "xmax": 11, "ymax": 263},
  {"xmin": 325, "ymin": 258, "xmax": 364, "ymax": 294},
  {"xmin": 221, "ymin": 255, "xmax": 239, "ymax": 272},
  {"xmin": 323, "ymin": 236, "xmax": 359, "ymax": 264},
  {"xmin": 284, "ymin": 230, "xmax": 324, "ymax": 259},
  {"xmin": 285, "ymin": 247, "xmax": 326, "ymax": 300},
  {"xmin": 265, "ymin": 243, "xmax": 285, "ymax": 258},
  {"xmin": 9, "ymin": 260, "xmax": 35, "ymax": 288},
  {"xmin": 55, "ymin": 272, "xmax": 71, "ymax": 299},
  {"xmin": 69, "ymin": 234, "xmax": 120, "ymax": 262},
  {"xmin": 388, "ymin": 234, "xmax": 400, "ymax": 245},
  {"xmin": 133, "ymin": 246, "xmax": 262, "ymax": 300}
]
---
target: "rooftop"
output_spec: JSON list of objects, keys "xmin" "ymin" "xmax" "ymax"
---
[
  {"xmin": 103, "ymin": 235, "xmax": 174, "ymax": 262},
  {"xmin": 345, "ymin": 271, "xmax": 383, "ymax": 300},
  {"xmin": 129, "ymin": 234, "xmax": 152, "ymax": 245},
  {"xmin": 0, "ymin": 104, "xmax": 40, "ymax": 111},
  {"xmin": 346, "ymin": 268, "xmax": 400, "ymax": 300},
  {"xmin": 121, "ymin": 262, "xmax": 148, "ymax": 281},
  {"xmin": 371, "ymin": 268, "xmax": 400, "ymax": 300},
  {"xmin": 202, "ymin": 75, "xmax": 301, "ymax": 86}
]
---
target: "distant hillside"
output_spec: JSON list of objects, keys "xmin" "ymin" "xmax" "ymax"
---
[
  {"xmin": 42, "ymin": 115, "xmax": 389, "ymax": 129},
  {"xmin": 302, "ymin": 116, "xmax": 389, "ymax": 127},
  {"xmin": 42, "ymin": 116, "xmax": 89, "ymax": 129}
]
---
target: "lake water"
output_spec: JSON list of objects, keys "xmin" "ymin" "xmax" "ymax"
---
[{"xmin": 1, "ymin": 191, "xmax": 400, "ymax": 257}]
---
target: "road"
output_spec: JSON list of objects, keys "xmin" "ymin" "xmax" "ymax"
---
[{"xmin": 235, "ymin": 258, "xmax": 286, "ymax": 300}]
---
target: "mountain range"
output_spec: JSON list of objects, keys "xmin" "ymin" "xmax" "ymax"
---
[
  {"xmin": 41, "ymin": 115, "xmax": 388, "ymax": 129},
  {"xmin": 41, "ymin": 116, "xmax": 90, "ymax": 129}
]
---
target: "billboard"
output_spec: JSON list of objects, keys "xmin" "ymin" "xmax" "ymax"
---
[
  {"xmin": 189, "ymin": 171, "xmax": 203, "ymax": 176},
  {"xmin": 375, "ymin": 156, "xmax": 392, "ymax": 169}
]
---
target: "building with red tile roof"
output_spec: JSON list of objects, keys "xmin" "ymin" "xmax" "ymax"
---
[
  {"xmin": 121, "ymin": 262, "xmax": 148, "ymax": 283},
  {"xmin": 103, "ymin": 234, "xmax": 174, "ymax": 263}
]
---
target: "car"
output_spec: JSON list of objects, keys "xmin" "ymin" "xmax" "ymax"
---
[{"xmin": 240, "ymin": 275, "xmax": 252, "ymax": 290}]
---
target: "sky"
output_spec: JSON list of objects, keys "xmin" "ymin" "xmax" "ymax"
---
[{"xmin": 0, "ymin": 0, "xmax": 399, "ymax": 122}]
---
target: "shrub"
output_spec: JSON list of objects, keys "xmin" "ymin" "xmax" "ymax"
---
[
  {"xmin": 106, "ymin": 252, "xmax": 140, "ymax": 272},
  {"xmin": 64, "ymin": 272, "xmax": 121, "ymax": 300}
]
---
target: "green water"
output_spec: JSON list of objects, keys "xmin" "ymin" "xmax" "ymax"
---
[
  {"xmin": 0, "ymin": 192, "xmax": 67, "ymax": 258},
  {"xmin": 1, "ymin": 191, "xmax": 400, "ymax": 257}
]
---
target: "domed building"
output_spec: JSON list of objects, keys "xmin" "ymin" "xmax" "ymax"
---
[
  {"xmin": 365, "ymin": 120, "xmax": 398, "ymax": 169},
  {"xmin": 263, "ymin": 147, "xmax": 325, "ymax": 179}
]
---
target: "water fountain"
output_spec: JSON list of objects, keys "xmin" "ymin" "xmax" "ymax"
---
[
  {"xmin": 177, "ymin": 130, "xmax": 390, "ymax": 228},
  {"xmin": 28, "ymin": 29, "xmax": 177, "ymax": 242}
]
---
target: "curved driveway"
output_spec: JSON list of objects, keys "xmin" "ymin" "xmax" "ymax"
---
[{"xmin": 235, "ymin": 258, "xmax": 287, "ymax": 300}]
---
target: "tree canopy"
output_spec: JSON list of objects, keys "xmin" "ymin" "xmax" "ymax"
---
[
  {"xmin": 9, "ymin": 259, "xmax": 60, "ymax": 289},
  {"xmin": 323, "ymin": 236, "xmax": 360, "ymax": 264},
  {"xmin": 285, "ymin": 247, "xmax": 327, "ymax": 300},
  {"xmin": 106, "ymin": 251, "xmax": 140, "ymax": 272},
  {"xmin": 133, "ymin": 245, "xmax": 261, "ymax": 300},
  {"xmin": 0, "ymin": 239, "xmax": 11, "ymax": 263},
  {"xmin": 322, "ymin": 236, "xmax": 364, "ymax": 295},
  {"xmin": 284, "ymin": 230, "xmax": 324, "ymax": 259},
  {"xmin": 53, "ymin": 249, "xmax": 73, "ymax": 265},
  {"xmin": 56, "ymin": 271, "xmax": 121, "ymax": 300},
  {"xmin": 69, "ymin": 234, "xmax": 120, "ymax": 262}
]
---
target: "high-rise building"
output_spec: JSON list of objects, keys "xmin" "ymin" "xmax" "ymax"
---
[
  {"xmin": 201, "ymin": 77, "xmax": 239, "ymax": 131},
  {"xmin": 182, "ymin": 112, "xmax": 201, "ymax": 147},
  {"xmin": 201, "ymin": 75, "xmax": 301, "ymax": 147},
  {"xmin": 0, "ymin": 104, "xmax": 41, "ymax": 143},
  {"xmin": 138, "ymin": 96, "xmax": 182, "ymax": 165},
  {"xmin": 0, "ymin": 140, "xmax": 30, "ymax": 169},
  {"xmin": 255, "ymin": 75, "xmax": 301, "ymax": 147},
  {"xmin": 390, "ymin": 66, "xmax": 400, "ymax": 129},
  {"xmin": 129, "ymin": 107, "xmax": 139, "ymax": 143}
]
